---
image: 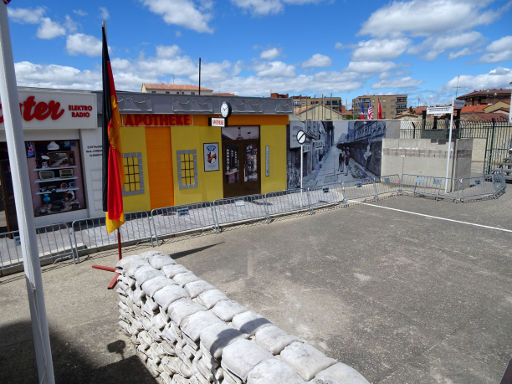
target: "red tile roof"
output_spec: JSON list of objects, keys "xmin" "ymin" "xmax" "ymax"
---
[
  {"xmin": 143, "ymin": 83, "xmax": 213, "ymax": 92},
  {"xmin": 460, "ymin": 105, "xmax": 487, "ymax": 113}
]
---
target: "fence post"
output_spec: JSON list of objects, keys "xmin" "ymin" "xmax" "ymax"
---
[
  {"xmin": 487, "ymin": 118, "xmax": 496, "ymax": 174},
  {"xmin": 306, "ymin": 188, "xmax": 314, "ymax": 214},
  {"xmin": 71, "ymin": 220, "xmax": 81, "ymax": 263},
  {"xmin": 211, "ymin": 202, "xmax": 221, "ymax": 233},
  {"xmin": 263, "ymin": 193, "xmax": 271, "ymax": 223},
  {"xmin": 372, "ymin": 178, "xmax": 379, "ymax": 201},
  {"xmin": 341, "ymin": 182, "xmax": 347, "ymax": 205}
]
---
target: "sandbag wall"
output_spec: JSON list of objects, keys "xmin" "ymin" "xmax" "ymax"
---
[{"xmin": 116, "ymin": 251, "xmax": 369, "ymax": 384}]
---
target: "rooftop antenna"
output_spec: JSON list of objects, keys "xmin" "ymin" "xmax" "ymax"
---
[
  {"xmin": 198, "ymin": 57, "xmax": 201, "ymax": 96},
  {"xmin": 454, "ymin": 75, "xmax": 461, "ymax": 97}
]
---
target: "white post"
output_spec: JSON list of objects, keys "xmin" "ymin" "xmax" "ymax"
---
[
  {"xmin": 300, "ymin": 143, "xmax": 304, "ymax": 204},
  {"xmin": 444, "ymin": 98, "xmax": 455, "ymax": 193},
  {"xmin": 509, "ymin": 82, "xmax": 512, "ymax": 124},
  {"xmin": 0, "ymin": 3, "xmax": 55, "ymax": 383}
]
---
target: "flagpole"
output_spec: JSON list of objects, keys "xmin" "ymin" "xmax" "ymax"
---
[{"xmin": 0, "ymin": 3, "xmax": 55, "ymax": 383}]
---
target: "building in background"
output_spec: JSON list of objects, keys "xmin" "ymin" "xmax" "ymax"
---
[
  {"xmin": 141, "ymin": 83, "xmax": 214, "ymax": 96},
  {"xmin": 292, "ymin": 104, "xmax": 344, "ymax": 121},
  {"xmin": 352, "ymin": 94, "xmax": 408, "ymax": 119},
  {"xmin": 291, "ymin": 95, "xmax": 343, "ymax": 112},
  {"xmin": 456, "ymin": 89, "xmax": 511, "ymax": 106}
]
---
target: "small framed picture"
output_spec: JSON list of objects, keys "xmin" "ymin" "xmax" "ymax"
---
[{"xmin": 203, "ymin": 142, "xmax": 219, "ymax": 172}]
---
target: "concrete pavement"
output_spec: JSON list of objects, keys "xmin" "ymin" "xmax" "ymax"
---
[{"xmin": 1, "ymin": 192, "xmax": 511, "ymax": 383}]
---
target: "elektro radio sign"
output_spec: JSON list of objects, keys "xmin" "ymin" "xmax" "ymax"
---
[{"xmin": 0, "ymin": 90, "xmax": 97, "ymax": 129}]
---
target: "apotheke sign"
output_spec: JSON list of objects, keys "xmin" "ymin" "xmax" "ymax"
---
[{"xmin": 0, "ymin": 90, "xmax": 97, "ymax": 130}]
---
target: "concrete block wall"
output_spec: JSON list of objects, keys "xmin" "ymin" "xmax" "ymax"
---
[{"xmin": 116, "ymin": 251, "xmax": 370, "ymax": 384}]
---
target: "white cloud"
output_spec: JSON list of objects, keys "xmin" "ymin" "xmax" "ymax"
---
[
  {"xmin": 64, "ymin": 15, "xmax": 78, "ymax": 32},
  {"xmin": 360, "ymin": 1, "xmax": 500, "ymax": 37},
  {"xmin": 372, "ymin": 76, "xmax": 423, "ymax": 89},
  {"xmin": 8, "ymin": 7, "xmax": 67, "ymax": 39},
  {"xmin": 260, "ymin": 48, "xmax": 280, "ymax": 60},
  {"xmin": 448, "ymin": 48, "xmax": 472, "ymax": 60},
  {"xmin": 73, "ymin": 9, "xmax": 88, "ymax": 17},
  {"xmin": 66, "ymin": 34, "xmax": 103, "ymax": 57},
  {"xmin": 37, "ymin": 17, "xmax": 66, "ymax": 39},
  {"xmin": 409, "ymin": 31, "xmax": 483, "ymax": 60},
  {"xmin": 346, "ymin": 61, "xmax": 396, "ymax": 73},
  {"xmin": 141, "ymin": 0, "xmax": 213, "ymax": 33},
  {"xmin": 480, "ymin": 35, "xmax": 512, "ymax": 63},
  {"xmin": 14, "ymin": 61, "xmax": 100, "ymax": 90},
  {"xmin": 254, "ymin": 61, "xmax": 295, "ymax": 77},
  {"xmin": 231, "ymin": 0, "xmax": 322, "ymax": 15},
  {"xmin": 156, "ymin": 45, "xmax": 181, "ymax": 58},
  {"xmin": 99, "ymin": 7, "xmax": 110, "ymax": 20},
  {"xmin": 232, "ymin": 0, "xmax": 283, "ymax": 15},
  {"xmin": 352, "ymin": 38, "xmax": 410, "ymax": 61},
  {"xmin": 334, "ymin": 42, "xmax": 346, "ymax": 50},
  {"xmin": 8, "ymin": 7, "xmax": 45, "ymax": 24},
  {"xmin": 445, "ymin": 67, "xmax": 512, "ymax": 92},
  {"xmin": 302, "ymin": 53, "xmax": 332, "ymax": 68}
]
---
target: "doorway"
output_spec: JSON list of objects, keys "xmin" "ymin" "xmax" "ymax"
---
[{"xmin": 222, "ymin": 126, "xmax": 260, "ymax": 198}]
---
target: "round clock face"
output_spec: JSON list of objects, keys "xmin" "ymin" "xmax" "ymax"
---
[{"xmin": 221, "ymin": 101, "xmax": 231, "ymax": 118}]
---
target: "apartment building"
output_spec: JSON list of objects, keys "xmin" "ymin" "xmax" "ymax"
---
[{"xmin": 352, "ymin": 94, "xmax": 407, "ymax": 119}]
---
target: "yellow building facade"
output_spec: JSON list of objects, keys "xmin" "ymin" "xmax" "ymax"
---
[{"xmin": 117, "ymin": 105, "xmax": 290, "ymax": 213}]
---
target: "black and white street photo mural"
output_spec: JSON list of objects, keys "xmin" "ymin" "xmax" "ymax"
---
[{"xmin": 287, "ymin": 120, "xmax": 386, "ymax": 189}]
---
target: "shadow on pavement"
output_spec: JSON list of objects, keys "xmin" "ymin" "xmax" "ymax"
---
[
  {"xmin": 170, "ymin": 243, "xmax": 222, "ymax": 260},
  {"xmin": 0, "ymin": 321, "xmax": 156, "ymax": 384}
]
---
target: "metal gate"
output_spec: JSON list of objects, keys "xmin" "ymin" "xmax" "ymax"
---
[{"xmin": 458, "ymin": 119, "xmax": 512, "ymax": 175}]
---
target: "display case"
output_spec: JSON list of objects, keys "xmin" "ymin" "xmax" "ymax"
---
[{"xmin": 27, "ymin": 141, "xmax": 85, "ymax": 216}]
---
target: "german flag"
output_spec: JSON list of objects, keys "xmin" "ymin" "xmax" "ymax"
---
[{"xmin": 102, "ymin": 24, "xmax": 124, "ymax": 234}]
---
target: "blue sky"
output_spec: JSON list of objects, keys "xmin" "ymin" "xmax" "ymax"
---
[{"xmin": 5, "ymin": 0, "xmax": 512, "ymax": 108}]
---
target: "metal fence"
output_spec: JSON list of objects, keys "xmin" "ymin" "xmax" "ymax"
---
[
  {"xmin": 375, "ymin": 174, "xmax": 402, "ymax": 197},
  {"xmin": 212, "ymin": 194, "xmax": 268, "ymax": 228},
  {"xmin": 1, "ymin": 173, "xmax": 506, "ymax": 274},
  {"xmin": 342, "ymin": 178, "xmax": 378, "ymax": 202},
  {"xmin": 307, "ymin": 183, "xmax": 344, "ymax": 209},
  {"xmin": 151, "ymin": 201, "xmax": 216, "ymax": 241},
  {"xmin": 0, "ymin": 223, "xmax": 74, "ymax": 273},
  {"xmin": 264, "ymin": 188, "xmax": 312, "ymax": 217},
  {"xmin": 71, "ymin": 211, "xmax": 153, "ymax": 262}
]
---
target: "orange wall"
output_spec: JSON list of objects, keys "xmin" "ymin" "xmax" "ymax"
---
[{"xmin": 145, "ymin": 127, "xmax": 174, "ymax": 209}]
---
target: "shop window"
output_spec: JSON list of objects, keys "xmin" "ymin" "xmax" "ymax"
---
[
  {"xmin": 177, "ymin": 150, "xmax": 198, "ymax": 189},
  {"xmin": 27, "ymin": 140, "xmax": 86, "ymax": 217},
  {"xmin": 123, "ymin": 153, "xmax": 144, "ymax": 196}
]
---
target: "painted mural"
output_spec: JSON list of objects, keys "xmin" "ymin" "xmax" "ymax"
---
[{"xmin": 287, "ymin": 120, "xmax": 386, "ymax": 189}]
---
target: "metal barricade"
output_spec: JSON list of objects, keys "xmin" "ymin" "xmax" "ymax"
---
[
  {"xmin": 72, "ymin": 211, "xmax": 153, "ymax": 261},
  {"xmin": 307, "ymin": 183, "xmax": 344, "ymax": 209},
  {"xmin": 0, "ymin": 223, "xmax": 74, "ymax": 274},
  {"xmin": 400, "ymin": 174, "xmax": 454, "ymax": 200},
  {"xmin": 493, "ymin": 172, "xmax": 507, "ymax": 196},
  {"xmin": 212, "ymin": 194, "xmax": 268, "ymax": 229},
  {"xmin": 151, "ymin": 201, "xmax": 216, "ymax": 240},
  {"xmin": 342, "ymin": 178, "xmax": 377, "ymax": 202},
  {"xmin": 375, "ymin": 174, "xmax": 401, "ymax": 197},
  {"xmin": 264, "ymin": 188, "xmax": 312, "ymax": 217},
  {"xmin": 455, "ymin": 176, "xmax": 494, "ymax": 202}
]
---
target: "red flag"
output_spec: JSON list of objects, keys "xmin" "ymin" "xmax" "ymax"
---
[
  {"xmin": 360, "ymin": 102, "xmax": 364, "ymax": 120},
  {"xmin": 378, "ymin": 98, "xmax": 382, "ymax": 119},
  {"xmin": 102, "ymin": 24, "xmax": 124, "ymax": 234}
]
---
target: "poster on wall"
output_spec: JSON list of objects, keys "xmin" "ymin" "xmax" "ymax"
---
[
  {"xmin": 287, "ymin": 120, "xmax": 386, "ymax": 189},
  {"xmin": 203, "ymin": 142, "xmax": 219, "ymax": 171}
]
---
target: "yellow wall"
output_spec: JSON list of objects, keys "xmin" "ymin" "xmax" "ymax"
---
[
  {"xmin": 260, "ymin": 124, "xmax": 287, "ymax": 193},
  {"xmin": 145, "ymin": 126, "xmax": 174, "ymax": 209},
  {"xmin": 120, "ymin": 114, "xmax": 288, "ymax": 211},
  {"xmin": 120, "ymin": 125, "xmax": 151, "ymax": 212},
  {"xmin": 171, "ymin": 124, "xmax": 223, "ymax": 205}
]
